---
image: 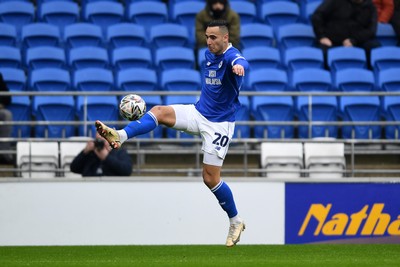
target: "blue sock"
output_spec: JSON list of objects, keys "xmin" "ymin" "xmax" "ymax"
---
[
  {"xmin": 211, "ymin": 180, "xmax": 238, "ymax": 218},
  {"xmin": 123, "ymin": 112, "xmax": 158, "ymax": 139}
]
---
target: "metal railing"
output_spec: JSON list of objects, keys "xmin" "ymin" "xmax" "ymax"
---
[{"xmin": 0, "ymin": 90, "xmax": 400, "ymax": 178}]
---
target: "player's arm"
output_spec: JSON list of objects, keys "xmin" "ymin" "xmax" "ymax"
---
[{"xmin": 231, "ymin": 58, "xmax": 248, "ymax": 77}]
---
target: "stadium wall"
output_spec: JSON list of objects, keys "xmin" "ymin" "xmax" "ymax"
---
[{"xmin": 0, "ymin": 178, "xmax": 399, "ymax": 246}]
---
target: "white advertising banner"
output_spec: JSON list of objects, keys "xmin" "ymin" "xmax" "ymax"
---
[{"xmin": 0, "ymin": 178, "xmax": 285, "ymax": 246}]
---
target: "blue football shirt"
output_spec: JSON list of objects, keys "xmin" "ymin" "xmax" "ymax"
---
[{"xmin": 195, "ymin": 44, "xmax": 249, "ymax": 122}]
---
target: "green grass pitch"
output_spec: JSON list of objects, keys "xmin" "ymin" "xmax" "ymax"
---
[{"xmin": 1, "ymin": 244, "xmax": 399, "ymax": 267}]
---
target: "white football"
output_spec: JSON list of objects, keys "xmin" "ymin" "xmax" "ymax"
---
[{"xmin": 119, "ymin": 94, "xmax": 146, "ymax": 121}]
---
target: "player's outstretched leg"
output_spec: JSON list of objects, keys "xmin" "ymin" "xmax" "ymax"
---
[
  {"xmin": 95, "ymin": 120, "xmax": 121, "ymax": 149},
  {"xmin": 226, "ymin": 221, "xmax": 245, "ymax": 247}
]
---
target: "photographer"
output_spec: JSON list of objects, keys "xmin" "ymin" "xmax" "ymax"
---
[{"xmin": 70, "ymin": 134, "xmax": 133, "ymax": 177}]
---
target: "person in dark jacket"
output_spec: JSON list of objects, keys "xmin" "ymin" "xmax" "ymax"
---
[
  {"xmin": 311, "ymin": 0, "xmax": 381, "ymax": 68},
  {"xmin": 70, "ymin": 134, "xmax": 133, "ymax": 177},
  {"xmin": 0, "ymin": 72, "xmax": 13, "ymax": 164},
  {"xmin": 391, "ymin": 0, "xmax": 400, "ymax": 45},
  {"xmin": 195, "ymin": 0, "xmax": 240, "ymax": 50}
]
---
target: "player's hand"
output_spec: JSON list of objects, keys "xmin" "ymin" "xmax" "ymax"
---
[
  {"xmin": 320, "ymin": 37, "xmax": 332, "ymax": 47},
  {"xmin": 232, "ymin": 64, "xmax": 245, "ymax": 76},
  {"xmin": 343, "ymin": 38, "xmax": 353, "ymax": 47}
]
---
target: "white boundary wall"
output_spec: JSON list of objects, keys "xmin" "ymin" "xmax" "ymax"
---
[{"xmin": 0, "ymin": 178, "xmax": 284, "ymax": 246}]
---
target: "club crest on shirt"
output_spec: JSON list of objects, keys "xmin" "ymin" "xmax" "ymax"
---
[{"xmin": 218, "ymin": 61, "xmax": 223, "ymax": 68}]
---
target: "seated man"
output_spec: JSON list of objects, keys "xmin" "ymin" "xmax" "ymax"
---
[{"xmin": 312, "ymin": 0, "xmax": 381, "ymax": 68}]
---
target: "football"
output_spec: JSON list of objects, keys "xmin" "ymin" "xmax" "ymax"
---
[{"xmin": 119, "ymin": 94, "xmax": 146, "ymax": 121}]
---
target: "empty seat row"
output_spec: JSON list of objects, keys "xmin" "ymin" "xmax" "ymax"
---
[
  {"xmin": 1, "ymin": 67, "xmax": 201, "ymax": 92},
  {"xmin": 0, "ymin": 22, "xmax": 195, "ymax": 49},
  {"xmin": 245, "ymin": 67, "xmax": 400, "ymax": 92},
  {"xmin": 0, "ymin": 46, "xmax": 198, "ymax": 72}
]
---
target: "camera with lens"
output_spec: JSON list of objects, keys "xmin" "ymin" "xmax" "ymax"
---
[{"xmin": 94, "ymin": 139, "xmax": 105, "ymax": 150}]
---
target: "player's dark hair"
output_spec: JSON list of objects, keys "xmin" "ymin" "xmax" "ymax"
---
[{"xmin": 207, "ymin": 20, "xmax": 229, "ymax": 33}]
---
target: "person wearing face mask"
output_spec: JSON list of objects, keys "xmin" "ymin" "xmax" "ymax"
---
[
  {"xmin": 195, "ymin": 0, "xmax": 240, "ymax": 50},
  {"xmin": 312, "ymin": 0, "xmax": 381, "ymax": 68}
]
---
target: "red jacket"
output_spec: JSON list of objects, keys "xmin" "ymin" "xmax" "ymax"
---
[{"xmin": 373, "ymin": 0, "xmax": 394, "ymax": 22}]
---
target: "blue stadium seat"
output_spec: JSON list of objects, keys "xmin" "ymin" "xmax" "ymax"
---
[
  {"xmin": 29, "ymin": 68, "xmax": 71, "ymax": 91},
  {"xmin": 155, "ymin": 46, "xmax": 195, "ymax": 72},
  {"xmin": 276, "ymin": 23, "xmax": 316, "ymax": 51},
  {"xmin": 73, "ymin": 68, "xmax": 114, "ymax": 91},
  {"xmin": 39, "ymin": 1, "xmax": 79, "ymax": 35},
  {"xmin": 247, "ymin": 68, "xmax": 288, "ymax": 91},
  {"xmin": 284, "ymin": 46, "xmax": 324, "ymax": 71},
  {"xmin": 291, "ymin": 68, "xmax": 332, "ymax": 92},
  {"xmin": 171, "ymin": 1, "xmax": 204, "ymax": 45},
  {"xmin": 112, "ymin": 46, "xmax": 153, "ymax": 70},
  {"xmin": 161, "ymin": 69, "xmax": 201, "ymax": 91},
  {"xmin": 328, "ymin": 47, "xmax": 367, "ymax": 73},
  {"xmin": 197, "ymin": 46, "xmax": 207, "ymax": 72},
  {"xmin": 383, "ymin": 96, "xmax": 400, "ymax": 139},
  {"xmin": 380, "ymin": 68, "xmax": 400, "ymax": 126},
  {"xmin": 376, "ymin": 23, "xmax": 398, "ymax": 47},
  {"xmin": 107, "ymin": 23, "xmax": 147, "ymax": 49},
  {"xmin": 8, "ymin": 95, "xmax": 31, "ymax": 137},
  {"xmin": 64, "ymin": 23, "xmax": 103, "ymax": 49},
  {"xmin": 0, "ymin": 1, "xmax": 35, "ymax": 35},
  {"xmin": 25, "ymin": 46, "xmax": 66, "ymax": 70},
  {"xmin": 335, "ymin": 68, "xmax": 375, "ymax": 92},
  {"xmin": 21, "ymin": 23, "xmax": 61, "ymax": 50},
  {"xmin": 260, "ymin": 1, "xmax": 300, "ymax": 33},
  {"xmin": 127, "ymin": 1, "xmax": 168, "ymax": 34},
  {"xmin": 69, "ymin": 46, "xmax": 109, "ymax": 70},
  {"xmin": 292, "ymin": 68, "xmax": 337, "ymax": 138},
  {"xmin": 149, "ymin": 23, "xmax": 190, "ymax": 49},
  {"xmin": 370, "ymin": 47, "xmax": 400, "ymax": 73},
  {"xmin": 230, "ymin": 1, "xmax": 257, "ymax": 25},
  {"xmin": 33, "ymin": 95, "xmax": 76, "ymax": 138},
  {"xmin": 234, "ymin": 95, "xmax": 251, "ymax": 139},
  {"xmin": 340, "ymin": 95, "xmax": 381, "ymax": 139},
  {"xmin": 0, "ymin": 67, "xmax": 26, "ymax": 91},
  {"xmin": 378, "ymin": 68, "xmax": 400, "ymax": 92},
  {"xmin": 84, "ymin": 1, "xmax": 124, "ymax": 34},
  {"xmin": 252, "ymin": 96, "xmax": 295, "ymax": 139},
  {"xmin": 296, "ymin": 95, "xmax": 338, "ymax": 138},
  {"xmin": 302, "ymin": 1, "xmax": 322, "ymax": 24},
  {"xmin": 0, "ymin": 22, "xmax": 17, "ymax": 46},
  {"xmin": 117, "ymin": 68, "xmax": 158, "ymax": 91},
  {"xmin": 240, "ymin": 23, "xmax": 274, "ymax": 49},
  {"xmin": 336, "ymin": 68, "xmax": 380, "ymax": 138},
  {"xmin": 243, "ymin": 46, "xmax": 281, "ymax": 71},
  {"xmin": 76, "ymin": 95, "xmax": 119, "ymax": 137},
  {"xmin": 0, "ymin": 46, "xmax": 21, "ymax": 68}
]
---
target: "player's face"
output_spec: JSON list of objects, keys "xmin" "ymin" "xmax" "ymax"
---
[{"xmin": 205, "ymin": 26, "xmax": 228, "ymax": 55}]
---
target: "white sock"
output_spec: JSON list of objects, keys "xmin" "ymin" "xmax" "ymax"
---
[
  {"xmin": 229, "ymin": 215, "xmax": 242, "ymax": 225},
  {"xmin": 117, "ymin": 129, "xmax": 128, "ymax": 143}
]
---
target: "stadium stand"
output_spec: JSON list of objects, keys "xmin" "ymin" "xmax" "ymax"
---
[{"xmin": 1, "ymin": 0, "xmax": 400, "ymax": 178}]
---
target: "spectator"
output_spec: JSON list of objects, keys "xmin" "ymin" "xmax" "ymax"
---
[
  {"xmin": 391, "ymin": 0, "xmax": 400, "ymax": 45},
  {"xmin": 373, "ymin": 0, "xmax": 394, "ymax": 23},
  {"xmin": 195, "ymin": 0, "xmax": 240, "ymax": 50},
  {"xmin": 0, "ymin": 72, "xmax": 12, "ymax": 164},
  {"xmin": 70, "ymin": 134, "xmax": 133, "ymax": 177},
  {"xmin": 312, "ymin": 0, "xmax": 381, "ymax": 68}
]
